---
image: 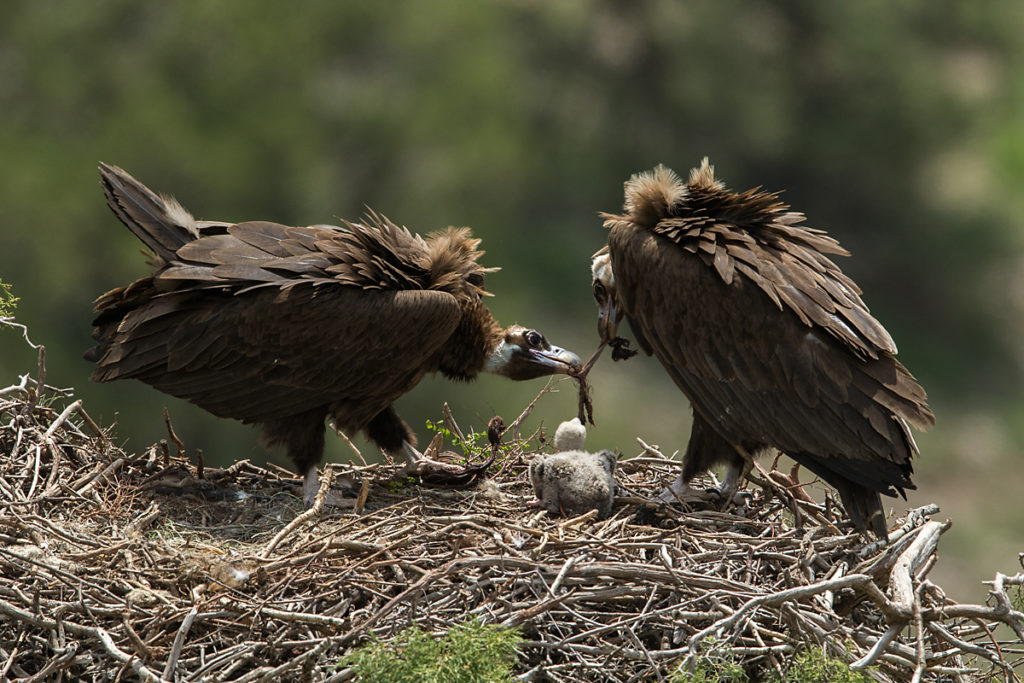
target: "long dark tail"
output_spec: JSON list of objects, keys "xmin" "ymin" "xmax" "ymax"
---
[
  {"xmin": 789, "ymin": 452, "xmax": 894, "ymax": 540},
  {"xmin": 98, "ymin": 163, "xmax": 197, "ymax": 263},
  {"xmin": 832, "ymin": 479, "xmax": 889, "ymax": 540}
]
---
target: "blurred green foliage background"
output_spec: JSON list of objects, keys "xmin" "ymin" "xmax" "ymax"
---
[{"xmin": 2, "ymin": 0, "xmax": 1022, "ymax": 599}]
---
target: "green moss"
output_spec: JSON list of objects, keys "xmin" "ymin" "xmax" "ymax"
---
[
  {"xmin": 669, "ymin": 644, "xmax": 748, "ymax": 682},
  {"xmin": 343, "ymin": 619, "xmax": 521, "ymax": 683},
  {"xmin": 767, "ymin": 648, "xmax": 873, "ymax": 683},
  {"xmin": 671, "ymin": 646, "xmax": 873, "ymax": 683},
  {"xmin": 689, "ymin": 658, "xmax": 748, "ymax": 683}
]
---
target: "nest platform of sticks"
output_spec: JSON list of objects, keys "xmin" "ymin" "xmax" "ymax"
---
[{"xmin": 1, "ymin": 325, "xmax": 1022, "ymax": 682}]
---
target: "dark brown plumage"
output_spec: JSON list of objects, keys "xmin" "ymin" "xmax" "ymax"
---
[
  {"xmin": 592, "ymin": 160, "xmax": 934, "ymax": 538},
  {"xmin": 87, "ymin": 163, "xmax": 581, "ymax": 504}
]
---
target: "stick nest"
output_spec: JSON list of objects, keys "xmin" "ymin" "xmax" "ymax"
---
[{"xmin": 1, "ymin": 327, "xmax": 1022, "ymax": 682}]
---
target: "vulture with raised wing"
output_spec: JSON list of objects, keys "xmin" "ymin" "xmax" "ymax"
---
[
  {"xmin": 87, "ymin": 164, "xmax": 581, "ymax": 504},
  {"xmin": 592, "ymin": 160, "xmax": 933, "ymax": 538}
]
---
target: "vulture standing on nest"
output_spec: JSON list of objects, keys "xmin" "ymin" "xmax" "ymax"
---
[
  {"xmin": 86, "ymin": 164, "xmax": 581, "ymax": 505},
  {"xmin": 591, "ymin": 160, "xmax": 933, "ymax": 538}
]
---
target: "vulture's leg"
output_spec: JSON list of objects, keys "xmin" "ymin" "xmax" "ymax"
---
[
  {"xmin": 366, "ymin": 406, "xmax": 421, "ymax": 469},
  {"xmin": 657, "ymin": 415, "xmax": 749, "ymax": 506},
  {"xmin": 369, "ymin": 406, "xmax": 442, "ymax": 471},
  {"xmin": 717, "ymin": 457, "xmax": 754, "ymax": 509},
  {"xmin": 657, "ymin": 476, "xmax": 698, "ymax": 503},
  {"xmin": 302, "ymin": 468, "xmax": 321, "ymax": 506},
  {"xmin": 262, "ymin": 407, "xmax": 350, "ymax": 507}
]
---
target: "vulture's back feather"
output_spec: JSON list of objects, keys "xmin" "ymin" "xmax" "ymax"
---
[{"xmin": 603, "ymin": 161, "xmax": 899, "ymax": 362}]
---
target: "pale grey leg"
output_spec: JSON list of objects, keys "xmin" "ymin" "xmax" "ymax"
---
[
  {"xmin": 300, "ymin": 467, "xmax": 355, "ymax": 508},
  {"xmin": 303, "ymin": 468, "xmax": 320, "ymax": 506},
  {"xmin": 718, "ymin": 460, "xmax": 753, "ymax": 508}
]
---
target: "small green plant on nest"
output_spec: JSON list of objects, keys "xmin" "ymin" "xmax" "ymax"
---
[
  {"xmin": 0, "ymin": 279, "xmax": 18, "ymax": 318},
  {"xmin": 387, "ymin": 475, "xmax": 418, "ymax": 493},
  {"xmin": 342, "ymin": 619, "xmax": 521, "ymax": 683},
  {"xmin": 425, "ymin": 419, "xmax": 487, "ymax": 459}
]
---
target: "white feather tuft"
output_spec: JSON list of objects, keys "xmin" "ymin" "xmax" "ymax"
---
[{"xmin": 161, "ymin": 194, "xmax": 199, "ymax": 238}]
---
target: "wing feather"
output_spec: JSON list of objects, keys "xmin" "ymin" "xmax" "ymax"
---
[
  {"xmin": 143, "ymin": 216, "xmax": 432, "ymax": 294},
  {"xmin": 227, "ymin": 221, "xmax": 294, "ymax": 255},
  {"xmin": 92, "ymin": 287, "xmax": 463, "ymax": 425}
]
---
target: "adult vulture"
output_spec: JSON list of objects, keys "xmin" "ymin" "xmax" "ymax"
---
[
  {"xmin": 591, "ymin": 160, "xmax": 933, "ymax": 538},
  {"xmin": 86, "ymin": 164, "xmax": 581, "ymax": 504}
]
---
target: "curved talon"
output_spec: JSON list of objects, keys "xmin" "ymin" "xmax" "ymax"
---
[
  {"xmin": 657, "ymin": 476, "xmax": 701, "ymax": 504},
  {"xmin": 658, "ymin": 475, "xmax": 751, "ymax": 511}
]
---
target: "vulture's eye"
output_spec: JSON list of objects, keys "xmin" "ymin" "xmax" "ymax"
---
[
  {"xmin": 525, "ymin": 330, "xmax": 545, "ymax": 348},
  {"xmin": 593, "ymin": 280, "xmax": 607, "ymax": 304},
  {"xmin": 467, "ymin": 273, "xmax": 485, "ymax": 287}
]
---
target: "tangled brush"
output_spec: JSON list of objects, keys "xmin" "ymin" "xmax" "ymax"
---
[{"xmin": 0, "ymin": 319, "xmax": 1021, "ymax": 681}]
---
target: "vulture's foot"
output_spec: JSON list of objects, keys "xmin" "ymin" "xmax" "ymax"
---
[
  {"xmin": 656, "ymin": 476, "xmax": 712, "ymax": 504},
  {"xmin": 302, "ymin": 469, "xmax": 356, "ymax": 508},
  {"xmin": 657, "ymin": 475, "xmax": 752, "ymax": 513},
  {"xmin": 399, "ymin": 438, "xmax": 494, "ymax": 488},
  {"xmin": 706, "ymin": 461, "xmax": 754, "ymax": 512},
  {"xmin": 705, "ymin": 487, "xmax": 754, "ymax": 514}
]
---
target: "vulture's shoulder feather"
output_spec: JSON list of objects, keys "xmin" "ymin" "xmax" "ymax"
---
[
  {"xmin": 603, "ymin": 161, "xmax": 895, "ymax": 359},
  {"xmin": 157, "ymin": 215, "xmax": 433, "ymax": 293}
]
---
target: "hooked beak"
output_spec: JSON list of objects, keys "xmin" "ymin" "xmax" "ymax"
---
[
  {"xmin": 529, "ymin": 344, "xmax": 582, "ymax": 375},
  {"xmin": 597, "ymin": 294, "xmax": 619, "ymax": 345}
]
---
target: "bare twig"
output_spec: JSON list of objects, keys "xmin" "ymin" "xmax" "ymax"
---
[
  {"xmin": 0, "ymin": 598, "xmax": 163, "ymax": 682},
  {"xmin": 260, "ymin": 466, "xmax": 335, "ymax": 559},
  {"xmin": 507, "ymin": 377, "xmax": 560, "ymax": 442},
  {"xmin": 163, "ymin": 407, "xmax": 186, "ymax": 458},
  {"xmin": 333, "ymin": 427, "xmax": 368, "ymax": 466},
  {"xmin": 163, "ymin": 606, "xmax": 199, "ymax": 680},
  {"xmin": 442, "ymin": 402, "xmax": 465, "ymax": 443}
]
